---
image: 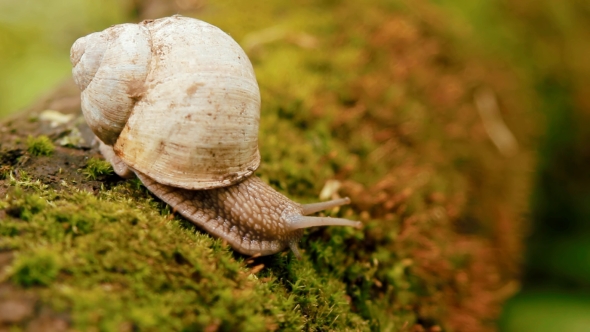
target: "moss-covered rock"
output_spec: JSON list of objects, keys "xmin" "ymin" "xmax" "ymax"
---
[{"xmin": 0, "ymin": 0, "xmax": 536, "ymax": 331}]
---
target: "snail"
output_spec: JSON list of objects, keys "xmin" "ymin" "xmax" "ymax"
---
[{"xmin": 70, "ymin": 15, "xmax": 361, "ymax": 258}]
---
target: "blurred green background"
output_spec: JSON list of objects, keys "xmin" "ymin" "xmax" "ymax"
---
[{"xmin": 1, "ymin": 0, "xmax": 589, "ymax": 330}]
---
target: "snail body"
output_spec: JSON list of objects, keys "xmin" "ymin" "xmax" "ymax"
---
[{"xmin": 71, "ymin": 15, "xmax": 360, "ymax": 258}]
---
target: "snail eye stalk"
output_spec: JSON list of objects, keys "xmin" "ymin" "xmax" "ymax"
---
[{"xmin": 289, "ymin": 197, "xmax": 361, "ymax": 230}]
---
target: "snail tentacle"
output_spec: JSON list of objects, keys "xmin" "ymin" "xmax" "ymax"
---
[
  {"xmin": 287, "ymin": 216, "xmax": 362, "ymax": 231},
  {"xmin": 301, "ymin": 197, "xmax": 351, "ymax": 215},
  {"xmin": 288, "ymin": 241, "xmax": 302, "ymax": 260}
]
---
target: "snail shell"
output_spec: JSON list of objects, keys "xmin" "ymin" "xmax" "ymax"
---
[
  {"xmin": 71, "ymin": 16, "xmax": 260, "ymax": 190},
  {"xmin": 71, "ymin": 15, "xmax": 360, "ymax": 257}
]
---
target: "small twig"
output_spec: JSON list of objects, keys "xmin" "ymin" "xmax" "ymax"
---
[{"xmin": 474, "ymin": 86, "xmax": 519, "ymax": 157}]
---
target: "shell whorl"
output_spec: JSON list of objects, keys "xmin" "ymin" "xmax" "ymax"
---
[{"xmin": 71, "ymin": 24, "xmax": 151, "ymax": 145}]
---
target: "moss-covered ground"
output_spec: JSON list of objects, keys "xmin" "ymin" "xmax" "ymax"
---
[{"xmin": 0, "ymin": 0, "xmax": 536, "ymax": 331}]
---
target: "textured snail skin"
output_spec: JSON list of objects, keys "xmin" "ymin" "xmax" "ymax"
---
[{"xmin": 136, "ymin": 172, "xmax": 305, "ymax": 256}]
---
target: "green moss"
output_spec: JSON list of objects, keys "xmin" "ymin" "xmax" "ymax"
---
[
  {"xmin": 0, "ymin": 182, "xmax": 368, "ymax": 330},
  {"xmin": 26, "ymin": 135, "xmax": 55, "ymax": 156},
  {"xmin": 82, "ymin": 157, "xmax": 113, "ymax": 180},
  {"xmin": 5, "ymin": 187, "xmax": 47, "ymax": 221},
  {"xmin": 10, "ymin": 249, "xmax": 61, "ymax": 287}
]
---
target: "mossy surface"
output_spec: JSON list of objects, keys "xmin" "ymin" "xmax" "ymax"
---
[
  {"xmin": 82, "ymin": 157, "xmax": 113, "ymax": 180},
  {"xmin": 1, "ymin": 180, "xmax": 368, "ymax": 331},
  {"xmin": 26, "ymin": 135, "xmax": 55, "ymax": 157},
  {"xmin": 0, "ymin": 0, "xmax": 536, "ymax": 331}
]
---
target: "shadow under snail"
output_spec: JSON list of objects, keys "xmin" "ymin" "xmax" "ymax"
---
[{"xmin": 70, "ymin": 15, "xmax": 361, "ymax": 258}]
